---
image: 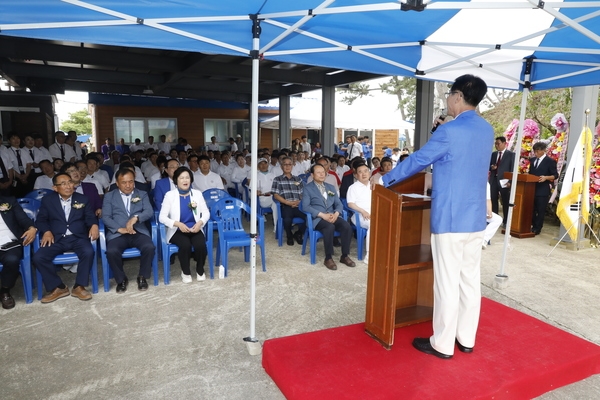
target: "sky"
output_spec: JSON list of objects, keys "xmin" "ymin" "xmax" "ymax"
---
[{"xmin": 55, "ymin": 91, "xmax": 89, "ymax": 124}]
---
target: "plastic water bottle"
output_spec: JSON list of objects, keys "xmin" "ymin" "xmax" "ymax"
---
[{"xmin": 218, "ymin": 265, "xmax": 225, "ymax": 279}]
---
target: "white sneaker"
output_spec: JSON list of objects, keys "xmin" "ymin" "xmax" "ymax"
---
[
  {"xmin": 181, "ymin": 272, "xmax": 192, "ymax": 283},
  {"xmin": 197, "ymin": 272, "xmax": 206, "ymax": 281},
  {"xmin": 482, "ymin": 242, "xmax": 487, "ymax": 250},
  {"xmin": 363, "ymin": 254, "xmax": 369, "ymax": 265}
]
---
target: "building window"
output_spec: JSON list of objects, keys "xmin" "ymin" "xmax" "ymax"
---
[
  {"xmin": 114, "ymin": 118, "xmax": 178, "ymax": 144},
  {"xmin": 204, "ymin": 119, "xmax": 249, "ymax": 151}
]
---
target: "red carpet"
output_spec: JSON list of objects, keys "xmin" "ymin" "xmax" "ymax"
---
[{"xmin": 262, "ymin": 298, "xmax": 600, "ymax": 399}]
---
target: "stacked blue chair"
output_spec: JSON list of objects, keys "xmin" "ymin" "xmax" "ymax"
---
[
  {"xmin": 202, "ymin": 189, "xmax": 231, "ymax": 210},
  {"xmin": 159, "ymin": 220, "xmax": 214, "ymax": 283},
  {"xmin": 211, "ymin": 197, "xmax": 266, "ymax": 277},
  {"xmin": 33, "ymin": 235, "xmax": 99, "ymax": 300},
  {"xmin": 273, "ymin": 198, "xmax": 304, "ymax": 246},
  {"xmin": 299, "ymin": 203, "xmax": 347, "ymax": 265},
  {"xmin": 98, "ymin": 219, "xmax": 159, "ymax": 292},
  {"xmin": 341, "ymin": 199, "xmax": 367, "ymax": 261},
  {"xmin": 16, "ymin": 198, "xmax": 41, "ymax": 221}
]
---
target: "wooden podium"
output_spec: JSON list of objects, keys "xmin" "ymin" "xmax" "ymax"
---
[
  {"xmin": 503, "ymin": 172, "xmax": 538, "ymax": 238},
  {"xmin": 365, "ymin": 172, "xmax": 433, "ymax": 349}
]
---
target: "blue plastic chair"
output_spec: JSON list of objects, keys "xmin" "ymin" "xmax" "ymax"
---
[
  {"xmin": 298, "ymin": 173, "xmax": 310, "ymax": 183},
  {"xmin": 202, "ymin": 189, "xmax": 231, "ymax": 210},
  {"xmin": 98, "ymin": 219, "xmax": 159, "ymax": 292},
  {"xmin": 211, "ymin": 197, "xmax": 266, "ymax": 277},
  {"xmin": 273, "ymin": 198, "xmax": 305, "ymax": 246},
  {"xmin": 341, "ymin": 199, "xmax": 367, "ymax": 261},
  {"xmin": 34, "ymin": 234, "xmax": 99, "ymax": 300},
  {"xmin": 159, "ymin": 220, "xmax": 214, "ymax": 283},
  {"xmin": 24, "ymin": 189, "xmax": 54, "ymax": 201},
  {"xmin": 16, "ymin": 198, "xmax": 41, "ymax": 220},
  {"xmin": 299, "ymin": 203, "xmax": 347, "ymax": 265}
]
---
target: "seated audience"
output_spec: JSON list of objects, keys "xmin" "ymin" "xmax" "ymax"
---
[{"xmin": 346, "ymin": 163, "xmax": 372, "ymax": 264}]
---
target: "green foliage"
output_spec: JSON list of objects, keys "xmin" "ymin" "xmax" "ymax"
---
[
  {"xmin": 59, "ymin": 109, "xmax": 91, "ymax": 134},
  {"xmin": 338, "ymin": 82, "xmax": 373, "ymax": 105}
]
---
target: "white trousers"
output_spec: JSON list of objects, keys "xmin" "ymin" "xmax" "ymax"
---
[
  {"xmin": 483, "ymin": 212, "xmax": 502, "ymax": 244},
  {"xmin": 429, "ymin": 231, "xmax": 484, "ymax": 355}
]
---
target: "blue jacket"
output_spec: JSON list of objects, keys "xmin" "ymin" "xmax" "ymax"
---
[
  {"xmin": 301, "ymin": 181, "xmax": 344, "ymax": 227},
  {"xmin": 36, "ymin": 192, "xmax": 98, "ymax": 239},
  {"xmin": 102, "ymin": 189, "xmax": 154, "ymax": 242},
  {"xmin": 383, "ymin": 110, "xmax": 494, "ymax": 234}
]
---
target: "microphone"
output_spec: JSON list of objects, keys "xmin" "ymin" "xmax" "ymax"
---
[{"xmin": 431, "ymin": 115, "xmax": 446, "ymax": 134}]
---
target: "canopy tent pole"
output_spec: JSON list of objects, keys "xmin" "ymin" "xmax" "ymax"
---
[
  {"xmin": 244, "ymin": 14, "xmax": 261, "ymax": 356},
  {"xmin": 496, "ymin": 58, "xmax": 533, "ymax": 286}
]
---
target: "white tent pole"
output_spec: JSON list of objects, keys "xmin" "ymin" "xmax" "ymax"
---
[
  {"xmin": 497, "ymin": 59, "xmax": 532, "ymax": 282},
  {"xmin": 244, "ymin": 15, "xmax": 261, "ymax": 356}
]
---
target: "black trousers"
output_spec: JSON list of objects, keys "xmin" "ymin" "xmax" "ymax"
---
[
  {"xmin": 106, "ymin": 233, "xmax": 155, "ymax": 284},
  {"xmin": 315, "ymin": 217, "xmax": 352, "ymax": 260},
  {"xmin": 281, "ymin": 204, "xmax": 306, "ymax": 239},
  {"xmin": 490, "ymin": 178, "xmax": 511, "ymax": 225},
  {"xmin": 532, "ymin": 195, "xmax": 549, "ymax": 233},
  {"xmin": 169, "ymin": 230, "xmax": 207, "ymax": 275},
  {"xmin": 0, "ymin": 246, "xmax": 24, "ymax": 289}
]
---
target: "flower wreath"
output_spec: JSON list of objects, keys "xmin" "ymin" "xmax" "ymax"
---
[{"xmin": 505, "ymin": 118, "xmax": 540, "ymax": 174}]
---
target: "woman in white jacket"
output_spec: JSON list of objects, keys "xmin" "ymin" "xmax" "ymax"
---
[{"xmin": 159, "ymin": 167, "xmax": 210, "ymax": 283}]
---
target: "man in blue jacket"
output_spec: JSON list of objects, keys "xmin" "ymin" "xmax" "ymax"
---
[
  {"xmin": 34, "ymin": 173, "xmax": 99, "ymax": 303},
  {"xmin": 383, "ymin": 74, "xmax": 494, "ymax": 359}
]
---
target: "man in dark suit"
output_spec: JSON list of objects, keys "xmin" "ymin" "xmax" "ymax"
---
[
  {"xmin": 0, "ymin": 196, "xmax": 37, "ymax": 309},
  {"xmin": 488, "ymin": 136, "xmax": 515, "ymax": 226},
  {"xmin": 33, "ymin": 173, "xmax": 99, "ymax": 303},
  {"xmin": 102, "ymin": 169, "xmax": 155, "ymax": 293},
  {"xmin": 529, "ymin": 142, "xmax": 558, "ymax": 235},
  {"xmin": 301, "ymin": 164, "xmax": 355, "ymax": 270}
]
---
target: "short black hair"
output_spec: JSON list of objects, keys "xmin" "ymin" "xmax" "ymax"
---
[
  {"xmin": 172, "ymin": 166, "xmax": 194, "ymax": 185},
  {"xmin": 115, "ymin": 168, "xmax": 135, "ymax": 181},
  {"xmin": 310, "ymin": 163, "xmax": 326, "ymax": 174},
  {"xmin": 451, "ymin": 74, "xmax": 488, "ymax": 107},
  {"xmin": 52, "ymin": 172, "xmax": 71, "ymax": 186},
  {"xmin": 533, "ymin": 142, "xmax": 547, "ymax": 151},
  {"xmin": 495, "ymin": 136, "xmax": 507, "ymax": 143}
]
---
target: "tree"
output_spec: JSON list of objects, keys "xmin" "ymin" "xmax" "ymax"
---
[{"xmin": 60, "ymin": 109, "xmax": 91, "ymax": 134}]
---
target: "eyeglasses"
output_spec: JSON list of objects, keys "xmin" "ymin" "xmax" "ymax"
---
[
  {"xmin": 282, "ymin": 163, "xmax": 293, "ymax": 167},
  {"xmin": 445, "ymin": 90, "xmax": 460, "ymax": 98},
  {"xmin": 55, "ymin": 180, "xmax": 75, "ymax": 187}
]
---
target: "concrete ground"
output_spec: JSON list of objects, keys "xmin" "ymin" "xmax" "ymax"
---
[{"xmin": 1, "ymin": 216, "xmax": 599, "ymax": 399}]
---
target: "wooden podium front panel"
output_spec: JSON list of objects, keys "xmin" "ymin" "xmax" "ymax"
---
[
  {"xmin": 504, "ymin": 172, "xmax": 537, "ymax": 238},
  {"xmin": 365, "ymin": 186, "xmax": 402, "ymax": 348}
]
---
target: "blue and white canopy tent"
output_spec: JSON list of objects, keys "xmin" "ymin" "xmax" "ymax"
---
[{"xmin": 3, "ymin": 0, "xmax": 600, "ymax": 351}]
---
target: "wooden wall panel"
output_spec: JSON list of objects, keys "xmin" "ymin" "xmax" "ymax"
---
[{"xmin": 93, "ymin": 105, "xmax": 249, "ymax": 152}]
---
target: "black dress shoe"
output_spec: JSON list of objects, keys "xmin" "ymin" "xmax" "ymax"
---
[
  {"xmin": 294, "ymin": 231, "xmax": 304, "ymax": 245},
  {"xmin": 456, "ymin": 339, "xmax": 473, "ymax": 353},
  {"xmin": 1, "ymin": 292, "xmax": 15, "ymax": 309},
  {"xmin": 287, "ymin": 237, "xmax": 295, "ymax": 246},
  {"xmin": 412, "ymin": 337, "xmax": 452, "ymax": 359},
  {"xmin": 116, "ymin": 278, "xmax": 128, "ymax": 294},
  {"xmin": 137, "ymin": 276, "xmax": 148, "ymax": 291}
]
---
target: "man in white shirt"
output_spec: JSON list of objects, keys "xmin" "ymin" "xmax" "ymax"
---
[
  {"xmin": 33, "ymin": 135, "xmax": 53, "ymax": 173},
  {"xmin": 76, "ymin": 160, "xmax": 104, "ymax": 196},
  {"xmin": 300, "ymin": 135, "xmax": 312, "ymax": 154},
  {"xmin": 346, "ymin": 135, "xmax": 363, "ymax": 161},
  {"xmin": 130, "ymin": 138, "xmax": 145, "ymax": 153},
  {"xmin": 229, "ymin": 137, "xmax": 238, "ymax": 153},
  {"xmin": 33, "ymin": 159, "xmax": 55, "ymax": 190},
  {"xmin": 177, "ymin": 150, "xmax": 189, "ymax": 168},
  {"xmin": 49, "ymin": 131, "xmax": 76, "ymax": 162},
  {"xmin": 209, "ymin": 151, "xmax": 221, "ymax": 174},
  {"xmin": 252, "ymin": 158, "xmax": 277, "ymax": 232},
  {"xmin": 193, "ymin": 155, "xmax": 225, "ymax": 192},
  {"xmin": 157, "ymin": 135, "xmax": 172, "ymax": 155},
  {"xmin": 218, "ymin": 152, "xmax": 236, "ymax": 195},
  {"xmin": 269, "ymin": 152, "xmax": 283, "ymax": 177},
  {"xmin": 291, "ymin": 151, "xmax": 306, "ymax": 176},
  {"xmin": 86, "ymin": 156, "xmax": 110, "ymax": 191},
  {"xmin": 22, "ymin": 135, "xmax": 46, "ymax": 178},
  {"xmin": 336, "ymin": 155, "xmax": 350, "ymax": 181},
  {"xmin": 146, "ymin": 136, "xmax": 159, "ymax": 151},
  {"xmin": 231, "ymin": 154, "xmax": 251, "ymax": 202},
  {"xmin": 7, "ymin": 133, "xmax": 34, "ymax": 196},
  {"xmin": 346, "ymin": 163, "xmax": 372, "ymax": 264},
  {"xmin": 141, "ymin": 152, "xmax": 159, "ymax": 181},
  {"xmin": 67, "ymin": 131, "xmax": 84, "ymax": 160},
  {"xmin": 207, "ymin": 136, "xmax": 220, "ymax": 152}
]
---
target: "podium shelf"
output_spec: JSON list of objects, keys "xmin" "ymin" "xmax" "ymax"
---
[
  {"xmin": 394, "ymin": 305, "xmax": 433, "ymax": 328},
  {"xmin": 397, "ymin": 244, "xmax": 433, "ymax": 270}
]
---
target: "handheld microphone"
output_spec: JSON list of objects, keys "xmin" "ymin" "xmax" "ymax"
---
[{"xmin": 431, "ymin": 115, "xmax": 446, "ymax": 134}]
